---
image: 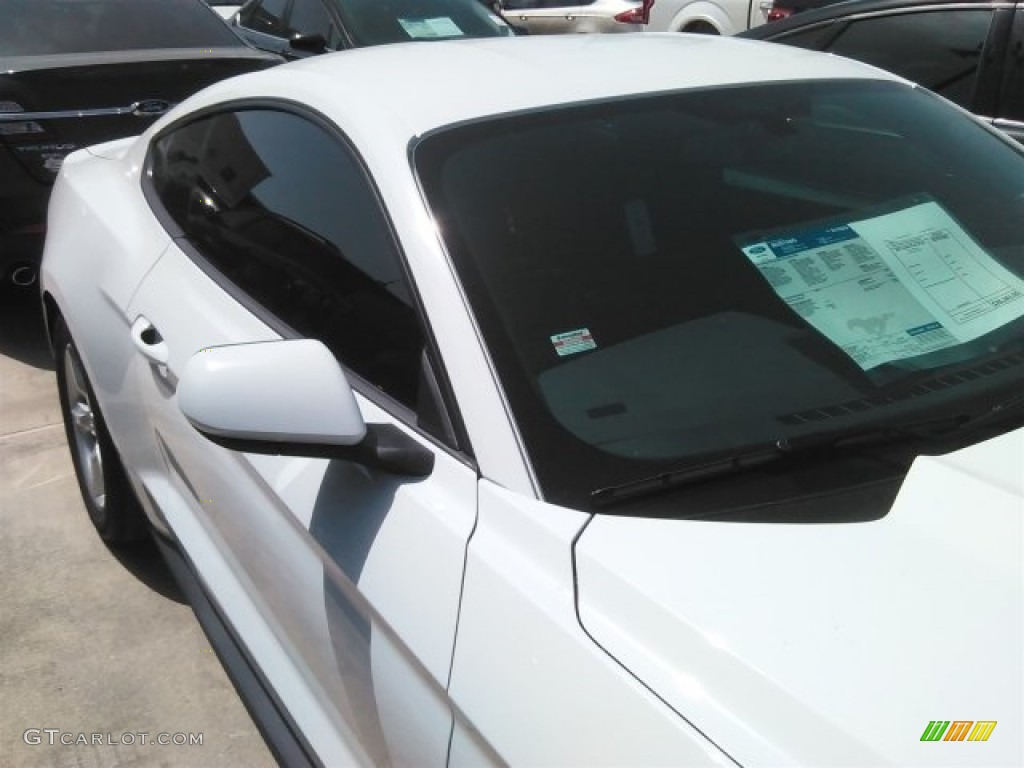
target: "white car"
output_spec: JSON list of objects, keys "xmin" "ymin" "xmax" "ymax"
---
[
  {"xmin": 41, "ymin": 34, "xmax": 1023, "ymax": 766},
  {"xmin": 645, "ymin": 0, "xmax": 768, "ymax": 33},
  {"xmin": 495, "ymin": 0, "xmax": 651, "ymax": 34}
]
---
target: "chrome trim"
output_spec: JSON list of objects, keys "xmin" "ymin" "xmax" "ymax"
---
[
  {"xmin": 0, "ymin": 100, "xmax": 174, "ymax": 122},
  {"xmin": 827, "ymin": 2, "xmax": 1014, "ymax": 22},
  {"xmin": 993, "ymin": 118, "xmax": 1024, "ymax": 132}
]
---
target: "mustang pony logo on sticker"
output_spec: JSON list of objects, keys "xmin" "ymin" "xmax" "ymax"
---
[{"xmin": 551, "ymin": 328, "xmax": 596, "ymax": 357}]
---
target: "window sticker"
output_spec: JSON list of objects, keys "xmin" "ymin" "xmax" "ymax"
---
[
  {"xmin": 398, "ymin": 17, "xmax": 465, "ymax": 39},
  {"xmin": 551, "ymin": 328, "xmax": 596, "ymax": 357},
  {"xmin": 739, "ymin": 199, "xmax": 1024, "ymax": 370}
]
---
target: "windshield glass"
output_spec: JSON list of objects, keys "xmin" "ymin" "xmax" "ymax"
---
[
  {"xmin": 1, "ymin": 0, "xmax": 245, "ymax": 56},
  {"xmin": 336, "ymin": 0, "xmax": 514, "ymax": 46},
  {"xmin": 415, "ymin": 81, "xmax": 1024, "ymax": 510}
]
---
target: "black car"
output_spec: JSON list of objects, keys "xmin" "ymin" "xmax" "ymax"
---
[
  {"xmin": 233, "ymin": 0, "xmax": 515, "ymax": 60},
  {"xmin": 740, "ymin": 0, "xmax": 1024, "ymax": 144},
  {"xmin": 0, "ymin": 0, "xmax": 281, "ymax": 288}
]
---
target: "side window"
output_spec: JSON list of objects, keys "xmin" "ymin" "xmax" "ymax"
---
[
  {"xmin": 1001, "ymin": 11, "xmax": 1024, "ymax": 121},
  {"xmin": 826, "ymin": 10, "xmax": 995, "ymax": 109},
  {"xmin": 772, "ymin": 22, "xmax": 840, "ymax": 51},
  {"xmin": 287, "ymin": 0, "xmax": 339, "ymax": 46},
  {"xmin": 150, "ymin": 109, "xmax": 426, "ymax": 411},
  {"xmin": 238, "ymin": 0, "xmax": 289, "ymax": 37}
]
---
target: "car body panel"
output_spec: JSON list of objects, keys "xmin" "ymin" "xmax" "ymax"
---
[
  {"xmin": 125, "ymin": 239, "xmax": 478, "ymax": 764},
  {"xmin": 645, "ymin": 0, "xmax": 768, "ymax": 33},
  {"xmin": 497, "ymin": 0, "xmax": 645, "ymax": 34},
  {"xmin": 576, "ymin": 428, "xmax": 1024, "ymax": 766},
  {"xmin": 448, "ymin": 480, "xmax": 738, "ymax": 765},
  {"xmin": 39, "ymin": 144, "xmax": 176, "ymax": 498}
]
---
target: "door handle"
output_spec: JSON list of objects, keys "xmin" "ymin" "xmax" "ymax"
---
[{"xmin": 131, "ymin": 316, "xmax": 170, "ymax": 366}]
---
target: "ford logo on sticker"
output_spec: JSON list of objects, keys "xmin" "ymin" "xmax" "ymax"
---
[{"xmin": 132, "ymin": 100, "xmax": 172, "ymax": 117}]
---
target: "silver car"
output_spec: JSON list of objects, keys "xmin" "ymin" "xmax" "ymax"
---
[{"xmin": 496, "ymin": 0, "xmax": 651, "ymax": 33}]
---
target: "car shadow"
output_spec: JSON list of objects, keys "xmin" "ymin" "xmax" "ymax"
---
[
  {"xmin": 0, "ymin": 284, "xmax": 53, "ymax": 370},
  {"xmin": 107, "ymin": 535, "xmax": 188, "ymax": 605}
]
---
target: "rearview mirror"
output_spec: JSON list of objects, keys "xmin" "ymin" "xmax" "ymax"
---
[{"xmin": 288, "ymin": 32, "xmax": 328, "ymax": 55}]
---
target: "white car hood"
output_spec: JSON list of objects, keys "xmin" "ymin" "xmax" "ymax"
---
[{"xmin": 575, "ymin": 428, "xmax": 1023, "ymax": 766}]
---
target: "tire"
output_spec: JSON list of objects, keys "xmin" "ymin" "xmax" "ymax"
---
[
  {"xmin": 684, "ymin": 21, "xmax": 719, "ymax": 34},
  {"xmin": 55, "ymin": 317, "xmax": 147, "ymax": 543}
]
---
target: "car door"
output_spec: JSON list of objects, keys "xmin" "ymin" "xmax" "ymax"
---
[{"xmin": 126, "ymin": 105, "xmax": 478, "ymax": 765}]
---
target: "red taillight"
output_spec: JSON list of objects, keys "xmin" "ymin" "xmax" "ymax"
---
[
  {"xmin": 615, "ymin": 0, "xmax": 655, "ymax": 24},
  {"xmin": 766, "ymin": 6, "xmax": 793, "ymax": 21},
  {"xmin": 614, "ymin": 8, "xmax": 644, "ymax": 23}
]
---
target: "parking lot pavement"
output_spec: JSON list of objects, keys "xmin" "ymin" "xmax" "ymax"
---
[{"xmin": 0, "ymin": 287, "xmax": 276, "ymax": 768}]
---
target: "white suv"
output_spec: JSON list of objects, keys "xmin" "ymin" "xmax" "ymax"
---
[{"xmin": 645, "ymin": 0, "xmax": 768, "ymax": 33}]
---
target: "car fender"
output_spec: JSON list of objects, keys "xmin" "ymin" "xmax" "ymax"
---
[
  {"xmin": 40, "ymin": 142, "xmax": 173, "ymax": 528},
  {"xmin": 658, "ymin": 0, "xmax": 749, "ymax": 33}
]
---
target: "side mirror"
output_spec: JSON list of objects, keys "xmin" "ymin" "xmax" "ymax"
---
[
  {"xmin": 288, "ymin": 32, "xmax": 328, "ymax": 55},
  {"xmin": 178, "ymin": 339, "xmax": 433, "ymax": 476}
]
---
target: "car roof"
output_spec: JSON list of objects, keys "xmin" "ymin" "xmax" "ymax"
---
[
  {"xmin": 174, "ymin": 34, "xmax": 905, "ymax": 140},
  {"xmin": 740, "ymin": 0, "xmax": 1002, "ymax": 39}
]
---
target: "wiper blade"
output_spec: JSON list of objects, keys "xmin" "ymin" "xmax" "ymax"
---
[
  {"xmin": 590, "ymin": 442, "xmax": 792, "ymax": 507},
  {"xmin": 590, "ymin": 400, "xmax": 1024, "ymax": 508}
]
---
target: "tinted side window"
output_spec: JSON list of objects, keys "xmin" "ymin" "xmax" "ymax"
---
[
  {"xmin": 238, "ymin": 0, "xmax": 289, "ymax": 36},
  {"xmin": 771, "ymin": 22, "xmax": 840, "ymax": 50},
  {"xmin": 826, "ymin": 10, "xmax": 995, "ymax": 109},
  {"xmin": 1001, "ymin": 11, "xmax": 1024, "ymax": 121},
  {"xmin": 151, "ymin": 109, "xmax": 425, "ymax": 409}
]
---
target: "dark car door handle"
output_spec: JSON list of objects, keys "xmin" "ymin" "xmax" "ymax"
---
[{"xmin": 131, "ymin": 316, "xmax": 170, "ymax": 366}]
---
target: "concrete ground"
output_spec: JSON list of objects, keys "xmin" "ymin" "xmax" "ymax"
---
[{"xmin": 0, "ymin": 286, "xmax": 275, "ymax": 768}]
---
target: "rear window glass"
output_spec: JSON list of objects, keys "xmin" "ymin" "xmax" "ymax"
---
[{"xmin": 1, "ymin": 0, "xmax": 245, "ymax": 56}]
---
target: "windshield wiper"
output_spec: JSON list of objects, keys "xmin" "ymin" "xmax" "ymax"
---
[{"xmin": 590, "ymin": 395, "xmax": 1024, "ymax": 507}]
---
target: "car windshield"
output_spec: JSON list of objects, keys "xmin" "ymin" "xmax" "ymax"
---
[
  {"xmin": 1, "ymin": 0, "xmax": 245, "ymax": 56},
  {"xmin": 335, "ymin": 0, "xmax": 514, "ymax": 46},
  {"xmin": 415, "ymin": 80, "xmax": 1024, "ymax": 511}
]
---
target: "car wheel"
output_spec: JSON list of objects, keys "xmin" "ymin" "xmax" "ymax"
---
[
  {"xmin": 55, "ymin": 318, "xmax": 147, "ymax": 543},
  {"xmin": 684, "ymin": 21, "xmax": 719, "ymax": 34}
]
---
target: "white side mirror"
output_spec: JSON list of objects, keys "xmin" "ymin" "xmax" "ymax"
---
[
  {"xmin": 178, "ymin": 338, "xmax": 367, "ymax": 448},
  {"xmin": 177, "ymin": 339, "xmax": 434, "ymax": 476}
]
